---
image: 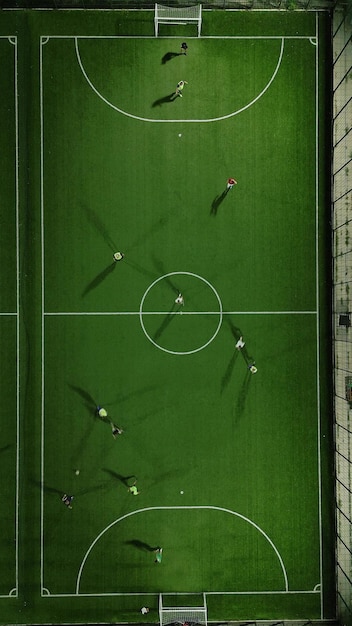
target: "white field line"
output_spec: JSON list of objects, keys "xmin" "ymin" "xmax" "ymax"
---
[
  {"xmin": 43, "ymin": 589, "xmax": 320, "ymax": 598},
  {"xmin": 44, "ymin": 310, "xmax": 317, "ymax": 316},
  {"xmin": 315, "ymin": 12, "xmax": 323, "ymax": 620},
  {"xmin": 74, "ymin": 36, "xmax": 285, "ymax": 123},
  {"xmin": 40, "ymin": 32, "xmax": 322, "ymax": 604},
  {"xmin": 0, "ymin": 35, "xmax": 19, "ymax": 599},
  {"xmin": 40, "ymin": 35, "xmax": 45, "ymax": 594},
  {"xmin": 46, "ymin": 35, "xmax": 315, "ymax": 39},
  {"xmin": 14, "ymin": 34, "xmax": 19, "ymax": 599},
  {"xmin": 75, "ymin": 506, "xmax": 288, "ymax": 595}
]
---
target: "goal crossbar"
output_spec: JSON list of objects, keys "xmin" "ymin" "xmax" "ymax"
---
[{"xmin": 154, "ymin": 4, "xmax": 202, "ymax": 37}]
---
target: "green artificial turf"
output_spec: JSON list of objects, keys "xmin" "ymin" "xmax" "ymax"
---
[
  {"xmin": 0, "ymin": 36, "xmax": 18, "ymax": 600},
  {"xmin": 0, "ymin": 9, "xmax": 334, "ymax": 625},
  {"xmin": 0, "ymin": 37, "xmax": 17, "ymax": 310}
]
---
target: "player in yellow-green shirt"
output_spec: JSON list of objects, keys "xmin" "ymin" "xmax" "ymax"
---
[
  {"xmin": 127, "ymin": 478, "xmax": 139, "ymax": 495},
  {"xmin": 175, "ymin": 81, "xmax": 188, "ymax": 98}
]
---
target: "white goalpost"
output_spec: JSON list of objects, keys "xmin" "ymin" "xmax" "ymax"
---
[
  {"xmin": 159, "ymin": 593, "xmax": 208, "ymax": 626},
  {"xmin": 154, "ymin": 4, "xmax": 202, "ymax": 37}
]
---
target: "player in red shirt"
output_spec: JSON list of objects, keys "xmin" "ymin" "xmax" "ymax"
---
[{"xmin": 227, "ymin": 177, "xmax": 237, "ymax": 190}]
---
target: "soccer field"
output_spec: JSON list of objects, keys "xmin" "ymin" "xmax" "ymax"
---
[{"xmin": 0, "ymin": 9, "xmax": 334, "ymax": 625}]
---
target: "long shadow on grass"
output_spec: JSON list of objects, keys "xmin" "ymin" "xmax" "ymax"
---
[
  {"xmin": 124, "ymin": 540, "xmax": 156, "ymax": 552},
  {"xmin": 147, "ymin": 465, "xmax": 191, "ymax": 489},
  {"xmin": 81, "ymin": 204, "xmax": 118, "ymax": 252},
  {"xmin": 152, "ymin": 93, "xmax": 175, "ymax": 107},
  {"xmin": 102, "ymin": 468, "xmax": 136, "ymax": 488},
  {"xmin": 0, "ymin": 444, "xmax": 12, "ymax": 454},
  {"xmin": 221, "ymin": 351, "xmax": 239, "ymax": 394},
  {"xmin": 32, "ymin": 479, "xmax": 102, "ymax": 500},
  {"xmin": 226, "ymin": 319, "xmax": 253, "ymax": 365},
  {"xmin": 70, "ymin": 422, "xmax": 97, "ymax": 469},
  {"xmin": 126, "ymin": 219, "xmax": 169, "ymax": 277},
  {"xmin": 133, "ymin": 405, "xmax": 164, "ymax": 424},
  {"xmin": 210, "ymin": 190, "xmax": 227, "ymax": 216},
  {"xmin": 67, "ymin": 384, "xmax": 101, "ymax": 466},
  {"xmin": 81, "ymin": 263, "xmax": 116, "ymax": 298},
  {"xmin": 107, "ymin": 384, "xmax": 159, "ymax": 409},
  {"xmin": 68, "ymin": 384, "xmax": 97, "ymax": 413},
  {"xmin": 226, "ymin": 318, "xmax": 242, "ymax": 342},
  {"xmin": 128, "ymin": 216, "xmax": 169, "ymax": 253},
  {"xmin": 161, "ymin": 51, "xmax": 181, "ymax": 64},
  {"xmin": 234, "ymin": 371, "xmax": 252, "ymax": 423},
  {"xmin": 32, "ymin": 480, "xmax": 63, "ymax": 496},
  {"xmin": 123, "ymin": 258, "xmax": 157, "ymax": 281},
  {"xmin": 75, "ymin": 482, "xmax": 110, "ymax": 496},
  {"xmin": 153, "ymin": 304, "xmax": 177, "ymax": 341},
  {"xmin": 151, "ymin": 256, "xmax": 180, "ymax": 294}
]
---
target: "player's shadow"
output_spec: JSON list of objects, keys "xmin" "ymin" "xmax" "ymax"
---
[
  {"xmin": 153, "ymin": 304, "xmax": 177, "ymax": 340},
  {"xmin": 32, "ymin": 480, "xmax": 65, "ymax": 496},
  {"xmin": 75, "ymin": 482, "xmax": 110, "ymax": 496},
  {"xmin": 124, "ymin": 539, "xmax": 156, "ymax": 552},
  {"xmin": 151, "ymin": 255, "xmax": 180, "ymax": 294},
  {"xmin": 0, "ymin": 444, "xmax": 12, "ymax": 454},
  {"xmin": 81, "ymin": 203, "xmax": 118, "ymax": 252},
  {"xmin": 102, "ymin": 468, "xmax": 136, "ymax": 487},
  {"xmin": 128, "ymin": 216, "xmax": 169, "ymax": 253},
  {"xmin": 133, "ymin": 405, "xmax": 164, "ymax": 424},
  {"xmin": 81, "ymin": 263, "xmax": 116, "ymax": 298},
  {"xmin": 221, "ymin": 351, "xmax": 239, "ymax": 394},
  {"xmin": 68, "ymin": 384, "xmax": 97, "ymax": 414},
  {"xmin": 70, "ymin": 422, "xmax": 97, "ymax": 468},
  {"xmin": 108, "ymin": 384, "xmax": 159, "ymax": 407},
  {"xmin": 226, "ymin": 319, "xmax": 252, "ymax": 364},
  {"xmin": 147, "ymin": 465, "xmax": 190, "ymax": 489},
  {"xmin": 227, "ymin": 318, "xmax": 242, "ymax": 342},
  {"xmin": 152, "ymin": 93, "xmax": 175, "ymax": 107},
  {"xmin": 123, "ymin": 258, "xmax": 157, "ymax": 281},
  {"xmin": 210, "ymin": 190, "xmax": 227, "ymax": 216},
  {"xmin": 234, "ymin": 371, "xmax": 252, "ymax": 422},
  {"xmin": 161, "ymin": 51, "xmax": 181, "ymax": 64}
]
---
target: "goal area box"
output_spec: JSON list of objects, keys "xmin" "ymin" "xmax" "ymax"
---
[{"xmin": 154, "ymin": 4, "xmax": 202, "ymax": 37}]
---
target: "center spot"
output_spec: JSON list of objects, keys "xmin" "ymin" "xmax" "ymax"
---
[{"xmin": 139, "ymin": 272, "xmax": 223, "ymax": 355}]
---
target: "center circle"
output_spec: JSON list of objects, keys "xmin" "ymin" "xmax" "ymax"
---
[{"xmin": 139, "ymin": 271, "xmax": 223, "ymax": 355}]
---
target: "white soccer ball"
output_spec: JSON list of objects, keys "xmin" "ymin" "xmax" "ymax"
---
[
  {"xmin": 178, "ymin": 133, "xmax": 182, "ymax": 137},
  {"xmin": 180, "ymin": 490, "xmax": 184, "ymax": 494},
  {"xmin": 75, "ymin": 470, "xmax": 80, "ymax": 475}
]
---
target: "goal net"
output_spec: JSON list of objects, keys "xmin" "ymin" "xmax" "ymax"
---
[
  {"xmin": 159, "ymin": 593, "xmax": 208, "ymax": 626},
  {"xmin": 154, "ymin": 4, "xmax": 202, "ymax": 37}
]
